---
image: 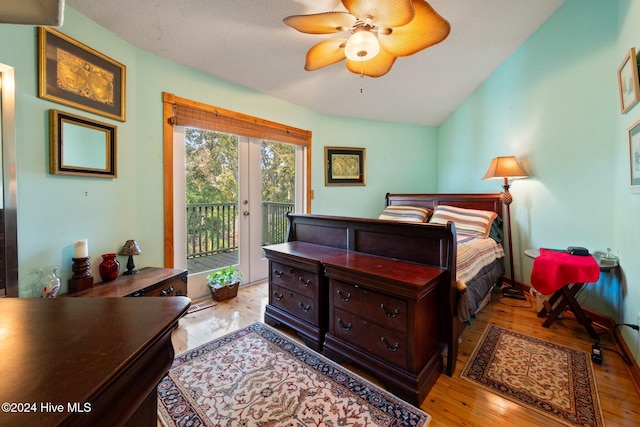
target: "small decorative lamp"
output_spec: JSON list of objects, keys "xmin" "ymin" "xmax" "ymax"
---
[
  {"xmin": 119, "ymin": 240, "xmax": 142, "ymax": 275},
  {"xmin": 483, "ymin": 156, "xmax": 529, "ymax": 298}
]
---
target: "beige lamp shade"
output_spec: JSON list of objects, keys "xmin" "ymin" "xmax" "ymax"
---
[{"xmin": 482, "ymin": 156, "xmax": 528, "ymax": 180}]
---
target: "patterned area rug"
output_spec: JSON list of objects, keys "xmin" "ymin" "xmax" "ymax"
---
[
  {"xmin": 461, "ymin": 324, "xmax": 604, "ymax": 427},
  {"xmin": 158, "ymin": 322, "xmax": 431, "ymax": 426}
]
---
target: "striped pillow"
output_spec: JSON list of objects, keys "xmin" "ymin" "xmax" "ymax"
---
[
  {"xmin": 429, "ymin": 205, "xmax": 497, "ymax": 238},
  {"xmin": 378, "ymin": 206, "xmax": 432, "ymax": 223}
]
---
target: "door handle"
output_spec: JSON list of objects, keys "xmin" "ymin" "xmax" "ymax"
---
[{"xmin": 243, "ymin": 211, "xmax": 250, "ymax": 216}]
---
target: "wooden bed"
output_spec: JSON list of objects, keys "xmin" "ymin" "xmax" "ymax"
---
[
  {"xmin": 384, "ymin": 194, "xmax": 506, "ymax": 348},
  {"xmin": 385, "ymin": 192, "xmax": 503, "ymax": 215},
  {"xmin": 264, "ymin": 212, "xmax": 456, "ymax": 403},
  {"xmin": 262, "ymin": 193, "xmax": 505, "ymax": 401}
]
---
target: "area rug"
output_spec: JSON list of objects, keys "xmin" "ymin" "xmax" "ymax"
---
[
  {"xmin": 157, "ymin": 322, "xmax": 431, "ymax": 426},
  {"xmin": 461, "ymin": 324, "xmax": 604, "ymax": 427}
]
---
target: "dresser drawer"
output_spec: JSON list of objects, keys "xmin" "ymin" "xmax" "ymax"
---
[
  {"xmin": 269, "ymin": 283, "xmax": 317, "ymax": 323},
  {"xmin": 126, "ymin": 278, "xmax": 187, "ymax": 297},
  {"xmin": 270, "ymin": 261, "xmax": 318, "ymax": 297},
  {"xmin": 330, "ymin": 280, "xmax": 407, "ymax": 333},
  {"xmin": 332, "ymin": 307, "xmax": 408, "ymax": 369}
]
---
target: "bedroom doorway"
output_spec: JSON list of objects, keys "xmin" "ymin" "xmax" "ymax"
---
[
  {"xmin": 162, "ymin": 93, "xmax": 312, "ymax": 297},
  {"xmin": 172, "ymin": 126, "xmax": 304, "ymax": 291}
]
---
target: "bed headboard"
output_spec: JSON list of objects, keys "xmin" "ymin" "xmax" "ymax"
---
[{"xmin": 385, "ymin": 193, "xmax": 503, "ymax": 219}]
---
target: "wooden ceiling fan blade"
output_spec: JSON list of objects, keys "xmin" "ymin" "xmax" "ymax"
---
[
  {"xmin": 378, "ymin": 0, "xmax": 450, "ymax": 57},
  {"xmin": 342, "ymin": 0, "xmax": 414, "ymax": 28},
  {"xmin": 305, "ymin": 39, "xmax": 348, "ymax": 70},
  {"xmin": 346, "ymin": 49, "xmax": 396, "ymax": 77},
  {"xmin": 283, "ymin": 12, "xmax": 356, "ymax": 34}
]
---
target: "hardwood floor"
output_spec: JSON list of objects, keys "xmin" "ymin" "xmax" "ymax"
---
[{"xmin": 168, "ymin": 282, "xmax": 640, "ymax": 426}]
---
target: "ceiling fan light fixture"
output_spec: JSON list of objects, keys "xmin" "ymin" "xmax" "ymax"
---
[
  {"xmin": 344, "ymin": 28, "xmax": 380, "ymax": 61},
  {"xmin": 284, "ymin": 0, "xmax": 450, "ymax": 76}
]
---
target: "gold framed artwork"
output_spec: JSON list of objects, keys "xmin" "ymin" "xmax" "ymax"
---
[
  {"xmin": 49, "ymin": 109, "xmax": 117, "ymax": 178},
  {"xmin": 618, "ymin": 48, "xmax": 640, "ymax": 114},
  {"xmin": 325, "ymin": 146, "xmax": 366, "ymax": 186},
  {"xmin": 38, "ymin": 27, "xmax": 126, "ymax": 122},
  {"xmin": 628, "ymin": 116, "xmax": 640, "ymax": 192}
]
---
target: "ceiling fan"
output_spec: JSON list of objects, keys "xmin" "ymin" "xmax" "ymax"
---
[{"xmin": 283, "ymin": 0, "xmax": 450, "ymax": 77}]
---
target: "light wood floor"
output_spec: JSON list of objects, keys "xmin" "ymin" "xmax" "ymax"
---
[{"xmin": 168, "ymin": 282, "xmax": 640, "ymax": 426}]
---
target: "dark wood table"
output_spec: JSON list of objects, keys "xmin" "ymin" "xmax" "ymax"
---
[
  {"xmin": 0, "ymin": 296, "xmax": 190, "ymax": 426},
  {"xmin": 64, "ymin": 267, "xmax": 187, "ymax": 298}
]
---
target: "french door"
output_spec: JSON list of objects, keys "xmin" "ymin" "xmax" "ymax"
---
[
  {"xmin": 239, "ymin": 136, "xmax": 303, "ymax": 283},
  {"xmin": 174, "ymin": 127, "xmax": 304, "ymax": 295}
]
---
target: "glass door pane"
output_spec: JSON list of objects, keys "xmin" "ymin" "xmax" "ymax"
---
[
  {"xmin": 238, "ymin": 139, "xmax": 297, "ymax": 283},
  {"xmin": 184, "ymin": 128, "xmax": 239, "ymax": 274},
  {"xmin": 260, "ymin": 140, "xmax": 296, "ymax": 247}
]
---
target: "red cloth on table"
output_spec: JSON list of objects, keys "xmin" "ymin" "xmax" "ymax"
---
[{"xmin": 530, "ymin": 248, "xmax": 600, "ymax": 295}]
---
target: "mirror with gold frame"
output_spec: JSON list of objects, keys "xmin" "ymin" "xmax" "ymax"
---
[{"xmin": 49, "ymin": 109, "xmax": 117, "ymax": 178}]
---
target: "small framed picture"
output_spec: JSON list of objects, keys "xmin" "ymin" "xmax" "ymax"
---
[
  {"xmin": 618, "ymin": 48, "xmax": 640, "ymax": 114},
  {"xmin": 628, "ymin": 116, "xmax": 640, "ymax": 192},
  {"xmin": 38, "ymin": 27, "xmax": 126, "ymax": 122},
  {"xmin": 325, "ymin": 146, "xmax": 366, "ymax": 186}
]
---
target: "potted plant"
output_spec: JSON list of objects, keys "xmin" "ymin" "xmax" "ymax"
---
[{"xmin": 207, "ymin": 265, "xmax": 243, "ymax": 301}]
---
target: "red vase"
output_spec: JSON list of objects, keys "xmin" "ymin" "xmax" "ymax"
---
[{"xmin": 99, "ymin": 253, "xmax": 120, "ymax": 282}]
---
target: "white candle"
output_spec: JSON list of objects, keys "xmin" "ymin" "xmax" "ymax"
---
[{"xmin": 73, "ymin": 239, "xmax": 88, "ymax": 258}]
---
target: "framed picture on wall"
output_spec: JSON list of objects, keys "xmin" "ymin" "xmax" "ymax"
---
[
  {"xmin": 38, "ymin": 27, "xmax": 126, "ymax": 122},
  {"xmin": 325, "ymin": 146, "xmax": 366, "ymax": 186},
  {"xmin": 49, "ymin": 109, "xmax": 117, "ymax": 178},
  {"xmin": 627, "ymin": 116, "xmax": 640, "ymax": 192},
  {"xmin": 618, "ymin": 48, "xmax": 640, "ymax": 114}
]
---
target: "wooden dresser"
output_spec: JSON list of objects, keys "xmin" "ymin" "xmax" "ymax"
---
[
  {"xmin": 65, "ymin": 267, "xmax": 187, "ymax": 298},
  {"xmin": 323, "ymin": 252, "xmax": 444, "ymax": 405},
  {"xmin": 263, "ymin": 213, "xmax": 456, "ymax": 403},
  {"xmin": 0, "ymin": 296, "xmax": 190, "ymax": 426},
  {"xmin": 264, "ymin": 241, "xmax": 347, "ymax": 351}
]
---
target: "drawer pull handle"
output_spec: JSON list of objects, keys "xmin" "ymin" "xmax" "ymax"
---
[
  {"xmin": 273, "ymin": 292, "xmax": 284, "ymax": 301},
  {"xmin": 299, "ymin": 302, "xmax": 311, "ymax": 312},
  {"xmin": 160, "ymin": 286, "xmax": 174, "ymax": 296},
  {"xmin": 381, "ymin": 337, "xmax": 400, "ymax": 352},
  {"xmin": 380, "ymin": 304, "xmax": 400, "ymax": 318},
  {"xmin": 273, "ymin": 269, "xmax": 284, "ymax": 278},
  {"xmin": 337, "ymin": 318, "xmax": 352, "ymax": 331},
  {"xmin": 299, "ymin": 277, "xmax": 311, "ymax": 287},
  {"xmin": 337, "ymin": 289, "xmax": 352, "ymax": 301},
  {"xmin": 131, "ymin": 290, "xmax": 145, "ymax": 297}
]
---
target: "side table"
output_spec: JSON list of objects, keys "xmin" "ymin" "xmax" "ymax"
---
[{"xmin": 526, "ymin": 248, "xmax": 605, "ymax": 339}]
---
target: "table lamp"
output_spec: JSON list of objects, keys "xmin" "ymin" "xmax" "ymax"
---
[
  {"xmin": 483, "ymin": 156, "xmax": 529, "ymax": 299},
  {"xmin": 119, "ymin": 239, "xmax": 142, "ymax": 275}
]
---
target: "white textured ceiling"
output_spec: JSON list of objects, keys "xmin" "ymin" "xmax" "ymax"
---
[{"xmin": 66, "ymin": 0, "xmax": 565, "ymax": 126}]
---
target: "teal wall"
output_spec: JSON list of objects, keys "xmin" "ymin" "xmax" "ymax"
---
[
  {"xmin": 439, "ymin": 0, "xmax": 640, "ymax": 362},
  {"xmin": 3, "ymin": 1, "xmax": 640, "ymax": 364},
  {"xmin": 0, "ymin": 8, "xmax": 437, "ymax": 296}
]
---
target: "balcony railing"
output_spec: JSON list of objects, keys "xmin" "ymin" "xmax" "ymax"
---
[{"xmin": 186, "ymin": 201, "xmax": 294, "ymax": 260}]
